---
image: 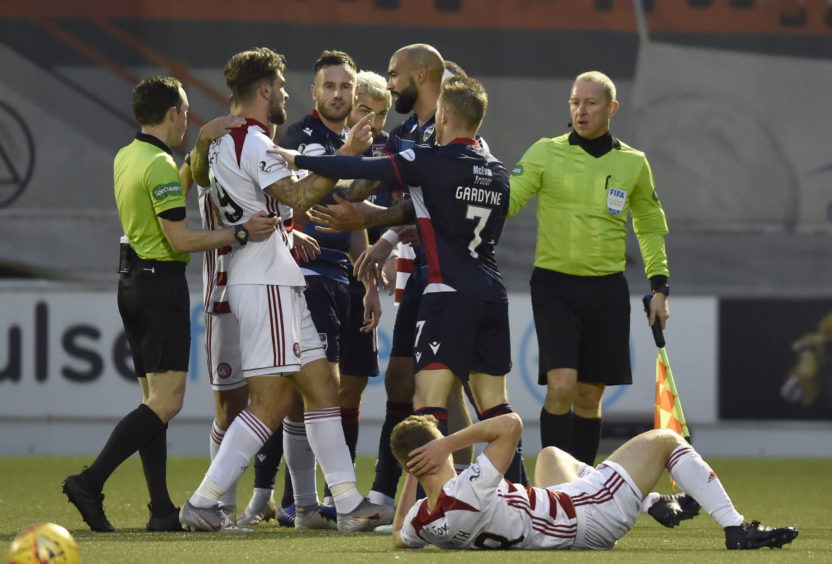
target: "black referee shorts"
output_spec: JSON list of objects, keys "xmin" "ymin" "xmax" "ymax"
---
[
  {"xmin": 117, "ymin": 259, "xmax": 190, "ymax": 378},
  {"xmin": 530, "ymin": 267, "xmax": 631, "ymax": 386}
]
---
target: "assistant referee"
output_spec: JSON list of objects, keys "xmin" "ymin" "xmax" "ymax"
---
[
  {"xmin": 509, "ymin": 70, "xmax": 670, "ymax": 466},
  {"xmin": 62, "ymin": 76, "xmax": 276, "ymax": 533}
]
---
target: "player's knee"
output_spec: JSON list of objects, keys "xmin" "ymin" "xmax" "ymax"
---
[{"xmin": 646, "ymin": 428, "xmax": 685, "ymax": 450}]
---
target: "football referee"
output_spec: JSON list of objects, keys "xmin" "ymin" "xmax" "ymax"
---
[
  {"xmin": 62, "ymin": 76, "xmax": 276, "ymax": 532},
  {"xmin": 509, "ymin": 70, "xmax": 670, "ymax": 466}
]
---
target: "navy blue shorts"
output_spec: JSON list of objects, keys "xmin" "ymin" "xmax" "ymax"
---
[
  {"xmin": 390, "ymin": 268, "xmax": 427, "ymax": 358},
  {"xmin": 530, "ymin": 268, "xmax": 631, "ymax": 386},
  {"xmin": 340, "ymin": 278, "xmax": 380, "ymax": 377},
  {"xmin": 413, "ymin": 292, "xmax": 512, "ymax": 379},
  {"xmin": 117, "ymin": 260, "xmax": 190, "ymax": 377},
  {"xmin": 304, "ymin": 275, "xmax": 349, "ymax": 364}
]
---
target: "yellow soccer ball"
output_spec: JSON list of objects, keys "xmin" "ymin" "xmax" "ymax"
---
[{"xmin": 8, "ymin": 523, "xmax": 79, "ymax": 564}]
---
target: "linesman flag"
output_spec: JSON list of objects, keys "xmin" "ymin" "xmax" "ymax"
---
[
  {"xmin": 655, "ymin": 348, "xmax": 690, "ymax": 439},
  {"xmin": 642, "ymin": 294, "xmax": 689, "ymax": 440}
]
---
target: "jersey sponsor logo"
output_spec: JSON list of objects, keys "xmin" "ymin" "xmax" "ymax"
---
[
  {"xmin": 472, "ymin": 165, "xmax": 492, "ymax": 177},
  {"xmin": 260, "ymin": 158, "xmax": 288, "ymax": 174},
  {"xmin": 152, "ymin": 182, "xmax": 182, "ymax": 201},
  {"xmin": 607, "ymin": 186, "xmax": 627, "ymax": 216},
  {"xmin": 429, "ymin": 341, "xmax": 441, "ymax": 355},
  {"xmin": 511, "ymin": 164, "xmax": 524, "ymax": 177},
  {"xmin": 399, "ymin": 148, "xmax": 416, "ymax": 162},
  {"xmin": 216, "ymin": 362, "xmax": 233, "ymax": 379}
]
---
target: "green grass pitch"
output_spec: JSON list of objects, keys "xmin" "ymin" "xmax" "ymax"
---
[{"xmin": 1, "ymin": 455, "xmax": 829, "ymax": 563}]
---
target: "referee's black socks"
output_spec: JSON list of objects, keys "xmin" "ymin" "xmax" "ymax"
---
[{"xmin": 82, "ymin": 404, "xmax": 164, "ymax": 492}]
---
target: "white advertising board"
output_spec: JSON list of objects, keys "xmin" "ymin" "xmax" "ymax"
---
[{"xmin": 0, "ymin": 290, "xmax": 717, "ymax": 425}]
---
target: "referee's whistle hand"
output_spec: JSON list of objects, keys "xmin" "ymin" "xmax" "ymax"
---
[{"xmin": 245, "ymin": 211, "xmax": 279, "ymax": 242}]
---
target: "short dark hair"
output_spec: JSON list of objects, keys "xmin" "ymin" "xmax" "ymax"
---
[
  {"xmin": 225, "ymin": 47, "xmax": 286, "ymax": 103},
  {"xmin": 439, "ymin": 75, "xmax": 488, "ymax": 131},
  {"xmin": 132, "ymin": 76, "xmax": 183, "ymax": 126},
  {"xmin": 313, "ymin": 49, "xmax": 357, "ymax": 75}
]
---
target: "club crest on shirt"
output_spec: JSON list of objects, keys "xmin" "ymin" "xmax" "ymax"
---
[
  {"xmin": 422, "ymin": 125, "xmax": 435, "ymax": 142},
  {"xmin": 607, "ymin": 187, "xmax": 627, "ymax": 216},
  {"xmin": 318, "ymin": 332, "xmax": 328, "ymax": 350},
  {"xmin": 293, "ymin": 342, "xmax": 301, "ymax": 358}
]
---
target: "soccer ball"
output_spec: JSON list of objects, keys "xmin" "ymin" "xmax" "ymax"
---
[{"xmin": 8, "ymin": 523, "xmax": 79, "ymax": 564}]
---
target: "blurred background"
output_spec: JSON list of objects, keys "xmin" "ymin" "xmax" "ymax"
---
[{"xmin": 1, "ymin": 0, "xmax": 830, "ymax": 457}]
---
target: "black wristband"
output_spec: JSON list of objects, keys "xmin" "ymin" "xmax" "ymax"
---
[
  {"xmin": 650, "ymin": 275, "xmax": 669, "ymax": 296},
  {"xmin": 234, "ymin": 225, "xmax": 249, "ymax": 246}
]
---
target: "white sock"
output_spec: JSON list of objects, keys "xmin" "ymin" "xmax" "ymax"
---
[
  {"xmin": 209, "ymin": 420, "xmax": 238, "ymax": 508},
  {"xmin": 191, "ymin": 410, "xmax": 270, "ymax": 507},
  {"xmin": 304, "ymin": 407, "xmax": 362, "ymax": 513},
  {"xmin": 667, "ymin": 445, "xmax": 744, "ymax": 528},
  {"xmin": 640, "ymin": 491, "xmax": 661, "ymax": 513},
  {"xmin": 283, "ymin": 419, "xmax": 319, "ymax": 507},
  {"xmin": 367, "ymin": 490, "xmax": 395, "ymax": 506}
]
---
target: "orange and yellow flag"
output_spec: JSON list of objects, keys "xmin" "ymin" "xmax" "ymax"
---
[{"xmin": 654, "ymin": 348, "xmax": 690, "ymax": 439}]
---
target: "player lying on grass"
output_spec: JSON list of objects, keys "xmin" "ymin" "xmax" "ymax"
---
[{"xmin": 389, "ymin": 413, "xmax": 798, "ymax": 550}]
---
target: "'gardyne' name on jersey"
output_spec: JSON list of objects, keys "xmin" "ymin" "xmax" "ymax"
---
[{"xmin": 455, "ymin": 185, "xmax": 503, "ymax": 206}]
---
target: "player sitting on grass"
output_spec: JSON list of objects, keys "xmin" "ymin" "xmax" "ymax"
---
[{"xmin": 390, "ymin": 413, "xmax": 798, "ymax": 550}]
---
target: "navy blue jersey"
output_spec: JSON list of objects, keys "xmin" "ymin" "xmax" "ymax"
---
[
  {"xmin": 295, "ymin": 139, "xmax": 509, "ymax": 303},
  {"xmin": 378, "ymin": 113, "xmax": 437, "ymax": 267},
  {"xmin": 282, "ymin": 111, "xmax": 352, "ymax": 283}
]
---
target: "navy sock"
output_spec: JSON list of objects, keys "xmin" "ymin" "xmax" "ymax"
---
[
  {"xmin": 370, "ymin": 402, "xmax": 412, "ymax": 498},
  {"xmin": 253, "ymin": 426, "xmax": 284, "ymax": 490}
]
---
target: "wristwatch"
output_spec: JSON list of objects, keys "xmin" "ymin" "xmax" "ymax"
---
[{"xmin": 234, "ymin": 225, "xmax": 249, "ymax": 246}]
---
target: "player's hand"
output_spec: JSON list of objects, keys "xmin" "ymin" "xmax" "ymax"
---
[
  {"xmin": 380, "ymin": 254, "xmax": 397, "ymax": 295},
  {"xmin": 648, "ymin": 293, "xmax": 669, "ymax": 330},
  {"xmin": 309, "ymin": 195, "xmax": 366, "ymax": 233},
  {"xmin": 268, "ymin": 145, "xmax": 301, "ymax": 170},
  {"xmin": 244, "ymin": 211, "xmax": 279, "ymax": 242},
  {"xmin": 199, "ymin": 114, "xmax": 246, "ymax": 141},
  {"xmin": 339, "ymin": 112, "xmax": 374, "ymax": 156},
  {"xmin": 291, "ymin": 230, "xmax": 321, "ymax": 263},
  {"xmin": 397, "ymin": 225, "xmax": 421, "ymax": 246},
  {"xmin": 407, "ymin": 437, "xmax": 451, "ymax": 477},
  {"xmin": 361, "ymin": 284, "xmax": 381, "ymax": 332},
  {"xmin": 354, "ymin": 239, "xmax": 395, "ymax": 286}
]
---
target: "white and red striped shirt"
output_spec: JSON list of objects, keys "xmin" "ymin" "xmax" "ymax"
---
[
  {"xmin": 199, "ymin": 185, "xmax": 294, "ymax": 313},
  {"xmin": 399, "ymin": 453, "xmax": 577, "ymax": 550}
]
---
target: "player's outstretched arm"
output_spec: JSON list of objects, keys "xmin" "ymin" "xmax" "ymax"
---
[{"xmin": 392, "ymin": 473, "xmax": 419, "ymax": 549}]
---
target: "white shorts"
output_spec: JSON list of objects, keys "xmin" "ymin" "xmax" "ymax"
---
[
  {"xmin": 204, "ymin": 311, "xmax": 245, "ymax": 392},
  {"xmin": 550, "ymin": 460, "xmax": 642, "ymax": 550},
  {"xmin": 228, "ymin": 284, "xmax": 326, "ymax": 377}
]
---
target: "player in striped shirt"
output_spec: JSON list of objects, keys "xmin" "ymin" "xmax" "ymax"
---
[{"xmin": 389, "ymin": 414, "xmax": 798, "ymax": 551}]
